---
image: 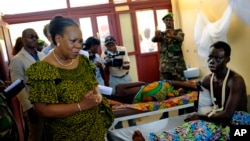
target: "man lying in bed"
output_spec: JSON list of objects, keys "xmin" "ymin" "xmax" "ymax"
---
[
  {"xmin": 132, "ymin": 41, "xmax": 250, "ymax": 141},
  {"xmin": 107, "ymin": 80, "xmax": 198, "ymax": 104},
  {"xmin": 107, "ymin": 79, "xmax": 198, "ymax": 120}
]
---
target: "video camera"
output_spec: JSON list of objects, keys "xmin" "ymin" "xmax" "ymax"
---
[
  {"xmin": 104, "ymin": 50, "xmax": 125, "ymax": 67},
  {"xmin": 104, "ymin": 50, "xmax": 125, "ymax": 58}
]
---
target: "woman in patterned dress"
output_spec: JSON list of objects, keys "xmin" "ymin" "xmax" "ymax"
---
[{"xmin": 26, "ymin": 16, "xmax": 114, "ymax": 141}]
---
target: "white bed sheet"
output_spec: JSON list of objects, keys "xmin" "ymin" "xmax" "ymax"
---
[
  {"xmin": 107, "ymin": 113, "xmax": 189, "ymax": 141},
  {"xmin": 109, "ymin": 103, "xmax": 194, "ymax": 130}
]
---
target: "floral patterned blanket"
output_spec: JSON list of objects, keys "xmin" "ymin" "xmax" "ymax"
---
[
  {"xmin": 110, "ymin": 91, "xmax": 197, "ymax": 112},
  {"xmin": 148, "ymin": 111, "xmax": 250, "ymax": 141}
]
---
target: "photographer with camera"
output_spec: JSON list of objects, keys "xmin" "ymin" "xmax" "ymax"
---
[
  {"xmin": 102, "ymin": 36, "xmax": 132, "ymax": 92},
  {"xmin": 103, "ymin": 35, "xmax": 135, "ymax": 128}
]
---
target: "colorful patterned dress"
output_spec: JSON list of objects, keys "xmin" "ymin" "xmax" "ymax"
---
[{"xmin": 26, "ymin": 55, "xmax": 114, "ymax": 141}]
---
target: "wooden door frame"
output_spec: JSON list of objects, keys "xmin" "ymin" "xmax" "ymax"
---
[
  {"xmin": 2, "ymin": 0, "xmax": 172, "ymax": 83},
  {"xmin": 124, "ymin": 1, "xmax": 172, "ymax": 82}
]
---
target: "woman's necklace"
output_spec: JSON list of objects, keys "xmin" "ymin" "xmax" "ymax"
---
[{"xmin": 52, "ymin": 50, "xmax": 74, "ymax": 67}]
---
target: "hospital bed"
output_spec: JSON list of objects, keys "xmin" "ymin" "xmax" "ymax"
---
[
  {"xmin": 106, "ymin": 81, "xmax": 198, "ymax": 140},
  {"xmin": 107, "ymin": 113, "xmax": 189, "ymax": 141}
]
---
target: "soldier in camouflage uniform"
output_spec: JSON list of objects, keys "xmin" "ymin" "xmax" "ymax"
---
[
  {"xmin": 152, "ymin": 13, "xmax": 188, "ymax": 119},
  {"xmin": 152, "ymin": 13, "xmax": 187, "ymax": 81}
]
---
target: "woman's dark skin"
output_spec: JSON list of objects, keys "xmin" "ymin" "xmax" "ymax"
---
[{"xmin": 185, "ymin": 45, "xmax": 247, "ymax": 124}]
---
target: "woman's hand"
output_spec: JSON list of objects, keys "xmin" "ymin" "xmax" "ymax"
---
[
  {"xmin": 79, "ymin": 87, "xmax": 103, "ymax": 110},
  {"xmin": 93, "ymin": 86, "xmax": 102, "ymax": 103}
]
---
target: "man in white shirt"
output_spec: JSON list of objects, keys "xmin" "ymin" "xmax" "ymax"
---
[
  {"xmin": 102, "ymin": 36, "xmax": 132, "ymax": 93},
  {"xmin": 140, "ymin": 28, "xmax": 157, "ymax": 53},
  {"xmin": 102, "ymin": 36, "xmax": 135, "ymax": 128}
]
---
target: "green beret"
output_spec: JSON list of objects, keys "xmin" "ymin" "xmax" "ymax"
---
[
  {"xmin": 162, "ymin": 13, "xmax": 173, "ymax": 20},
  {"xmin": 38, "ymin": 39, "xmax": 45, "ymax": 46}
]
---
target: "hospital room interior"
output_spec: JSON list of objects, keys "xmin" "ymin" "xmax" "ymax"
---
[{"xmin": 0, "ymin": 0, "xmax": 250, "ymax": 140}]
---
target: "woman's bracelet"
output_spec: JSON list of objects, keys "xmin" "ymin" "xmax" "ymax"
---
[{"xmin": 77, "ymin": 103, "xmax": 82, "ymax": 112}]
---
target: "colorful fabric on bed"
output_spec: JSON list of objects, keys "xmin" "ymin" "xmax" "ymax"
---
[
  {"xmin": 133, "ymin": 80, "xmax": 186, "ymax": 103},
  {"xmin": 148, "ymin": 111, "xmax": 250, "ymax": 141},
  {"xmin": 112, "ymin": 91, "xmax": 197, "ymax": 111}
]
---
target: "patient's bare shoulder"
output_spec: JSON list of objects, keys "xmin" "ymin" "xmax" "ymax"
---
[
  {"xmin": 228, "ymin": 71, "xmax": 245, "ymax": 85},
  {"xmin": 199, "ymin": 74, "xmax": 212, "ymax": 89}
]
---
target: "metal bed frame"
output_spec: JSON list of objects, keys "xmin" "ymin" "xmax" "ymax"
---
[{"xmin": 109, "ymin": 103, "xmax": 194, "ymax": 131}]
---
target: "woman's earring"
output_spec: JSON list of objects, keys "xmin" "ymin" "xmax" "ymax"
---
[{"xmin": 57, "ymin": 42, "xmax": 60, "ymax": 47}]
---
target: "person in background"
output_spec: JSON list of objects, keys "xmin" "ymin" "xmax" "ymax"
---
[
  {"xmin": 152, "ymin": 13, "xmax": 187, "ymax": 81},
  {"xmin": 9, "ymin": 28, "xmax": 46, "ymax": 141},
  {"xmin": 103, "ymin": 35, "xmax": 132, "ymax": 92},
  {"xmin": 12, "ymin": 37, "xmax": 23, "ymax": 56},
  {"xmin": 41, "ymin": 23, "xmax": 55, "ymax": 55},
  {"xmin": 79, "ymin": 45, "xmax": 89, "ymax": 58},
  {"xmin": 36, "ymin": 39, "xmax": 46, "ymax": 52},
  {"xmin": 83, "ymin": 36, "xmax": 105, "ymax": 85},
  {"xmin": 26, "ymin": 15, "xmax": 114, "ymax": 141},
  {"xmin": 132, "ymin": 41, "xmax": 250, "ymax": 141},
  {"xmin": 152, "ymin": 13, "xmax": 187, "ymax": 119},
  {"xmin": 140, "ymin": 28, "xmax": 157, "ymax": 53},
  {"xmin": 102, "ymin": 35, "xmax": 135, "ymax": 128}
]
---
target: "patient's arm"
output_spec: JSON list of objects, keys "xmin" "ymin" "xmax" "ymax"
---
[
  {"xmin": 115, "ymin": 82, "xmax": 146, "ymax": 96},
  {"xmin": 171, "ymin": 80, "xmax": 199, "ymax": 90},
  {"xmin": 108, "ymin": 99, "xmax": 123, "ymax": 106}
]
